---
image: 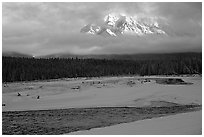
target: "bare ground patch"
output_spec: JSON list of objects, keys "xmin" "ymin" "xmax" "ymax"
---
[{"xmin": 155, "ymin": 78, "xmax": 193, "ymax": 85}]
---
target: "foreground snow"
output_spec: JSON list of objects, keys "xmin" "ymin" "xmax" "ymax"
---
[
  {"xmin": 69, "ymin": 110, "xmax": 202, "ymax": 135},
  {"xmin": 2, "ymin": 76, "xmax": 201, "ymax": 111},
  {"xmin": 2, "ymin": 76, "xmax": 202, "ymax": 135},
  {"xmin": 2, "ymin": 77, "xmax": 202, "ymax": 111}
]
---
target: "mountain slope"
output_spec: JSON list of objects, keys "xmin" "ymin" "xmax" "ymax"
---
[
  {"xmin": 2, "ymin": 52, "xmax": 33, "ymax": 58},
  {"xmin": 38, "ymin": 52, "xmax": 201, "ymax": 61}
]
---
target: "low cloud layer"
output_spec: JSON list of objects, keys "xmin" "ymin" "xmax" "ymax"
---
[{"xmin": 2, "ymin": 2, "xmax": 202, "ymax": 56}]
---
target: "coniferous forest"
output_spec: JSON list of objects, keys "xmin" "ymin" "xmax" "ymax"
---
[{"xmin": 2, "ymin": 53, "xmax": 202, "ymax": 82}]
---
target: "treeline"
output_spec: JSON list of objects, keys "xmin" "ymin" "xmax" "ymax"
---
[{"xmin": 2, "ymin": 53, "xmax": 202, "ymax": 82}]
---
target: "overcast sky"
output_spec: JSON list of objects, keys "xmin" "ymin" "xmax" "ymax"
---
[{"xmin": 2, "ymin": 2, "xmax": 202, "ymax": 56}]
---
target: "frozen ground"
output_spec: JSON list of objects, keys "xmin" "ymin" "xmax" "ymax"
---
[
  {"xmin": 2, "ymin": 76, "xmax": 201, "ymax": 111},
  {"xmin": 2, "ymin": 76, "xmax": 202, "ymax": 134},
  {"xmin": 70, "ymin": 110, "xmax": 202, "ymax": 135}
]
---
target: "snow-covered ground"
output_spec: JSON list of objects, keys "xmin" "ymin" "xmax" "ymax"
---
[
  {"xmin": 69, "ymin": 110, "xmax": 202, "ymax": 135},
  {"xmin": 2, "ymin": 76, "xmax": 201, "ymax": 111},
  {"xmin": 2, "ymin": 76, "xmax": 202, "ymax": 134}
]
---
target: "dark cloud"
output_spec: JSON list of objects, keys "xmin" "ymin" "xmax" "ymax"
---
[{"xmin": 2, "ymin": 2, "xmax": 202, "ymax": 56}]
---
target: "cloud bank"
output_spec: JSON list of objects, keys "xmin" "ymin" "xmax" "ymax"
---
[{"xmin": 2, "ymin": 2, "xmax": 202, "ymax": 56}]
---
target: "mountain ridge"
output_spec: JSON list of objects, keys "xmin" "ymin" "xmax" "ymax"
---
[
  {"xmin": 81, "ymin": 13, "xmax": 166, "ymax": 37},
  {"xmin": 3, "ymin": 51, "xmax": 201, "ymax": 61},
  {"xmin": 31, "ymin": 52, "xmax": 202, "ymax": 61},
  {"xmin": 2, "ymin": 51, "xmax": 33, "ymax": 58}
]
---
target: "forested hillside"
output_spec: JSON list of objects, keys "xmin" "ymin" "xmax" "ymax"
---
[{"xmin": 2, "ymin": 53, "xmax": 202, "ymax": 82}]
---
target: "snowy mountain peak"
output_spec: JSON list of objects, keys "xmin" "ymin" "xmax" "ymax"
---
[
  {"xmin": 104, "ymin": 14, "xmax": 119, "ymax": 27},
  {"xmin": 81, "ymin": 13, "xmax": 166, "ymax": 37}
]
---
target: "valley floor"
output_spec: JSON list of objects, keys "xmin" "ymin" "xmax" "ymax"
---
[{"xmin": 2, "ymin": 75, "xmax": 202, "ymax": 134}]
